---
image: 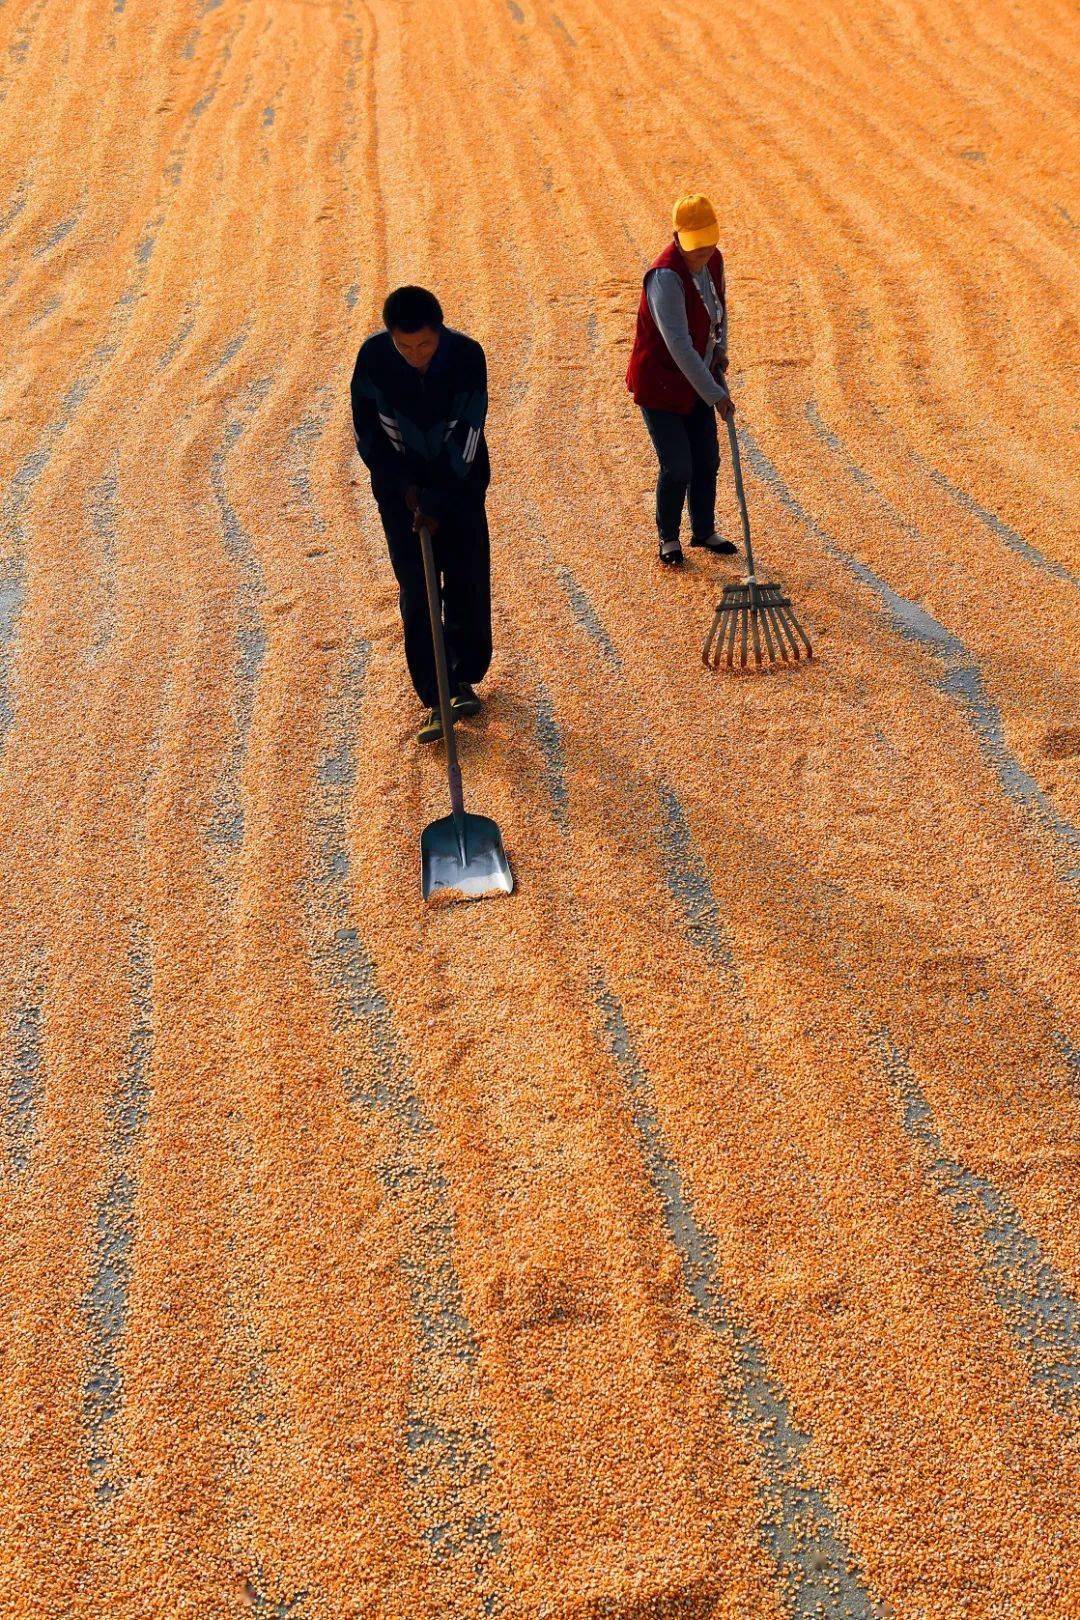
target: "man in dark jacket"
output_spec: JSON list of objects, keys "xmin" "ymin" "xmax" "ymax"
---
[{"xmin": 350, "ymin": 286, "xmax": 492, "ymax": 743}]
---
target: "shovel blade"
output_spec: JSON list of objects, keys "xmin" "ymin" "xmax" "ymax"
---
[{"xmin": 421, "ymin": 812, "xmax": 514, "ymax": 902}]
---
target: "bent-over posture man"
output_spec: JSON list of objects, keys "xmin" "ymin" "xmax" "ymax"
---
[
  {"xmin": 626, "ymin": 193, "xmax": 737, "ymax": 567},
  {"xmin": 350, "ymin": 285, "xmax": 492, "ymax": 743}
]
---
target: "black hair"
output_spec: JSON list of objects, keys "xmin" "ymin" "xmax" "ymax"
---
[{"xmin": 382, "ymin": 285, "xmax": 444, "ymax": 333}]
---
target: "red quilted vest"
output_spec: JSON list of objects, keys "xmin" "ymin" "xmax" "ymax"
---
[{"xmin": 625, "ymin": 239, "xmax": 726, "ymax": 414}]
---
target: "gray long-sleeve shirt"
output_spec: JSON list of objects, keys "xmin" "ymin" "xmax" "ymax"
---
[{"xmin": 646, "ymin": 265, "xmax": 729, "ymax": 407}]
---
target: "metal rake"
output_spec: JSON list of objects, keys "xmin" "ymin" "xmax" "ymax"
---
[{"xmin": 702, "ymin": 415, "xmax": 814, "ymax": 671}]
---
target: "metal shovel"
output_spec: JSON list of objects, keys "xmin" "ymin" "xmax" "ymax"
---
[
  {"xmin": 418, "ymin": 522, "xmax": 514, "ymax": 902},
  {"xmin": 703, "ymin": 414, "xmax": 814, "ymax": 670}
]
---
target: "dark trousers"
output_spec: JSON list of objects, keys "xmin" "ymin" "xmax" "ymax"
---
[
  {"xmin": 641, "ymin": 400, "xmax": 719, "ymax": 543},
  {"xmin": 379, "ymin": 495, "xmax": 493, "ymax": 709}
]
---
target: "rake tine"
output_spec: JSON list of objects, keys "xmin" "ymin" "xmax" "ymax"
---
[
  {"xmin": 759, "ymin": 590, "xmax": 789, "ymax": 663},
  {"xmin": 719, "ymin": 598, "xmax": 737, "ymax": 666},
  {"xmin": 768, "ymin": 600, "xmax": 795, "ymax": 662},
  {"xmin": 786, "ymin": 605, "xmax": 809, "ymax": 660},
  {"xmin": 767, "ymin": 596, "xmax": 799, "ymax": 663},
  {"xmin": 760, "ymin": 587, "xmax": 794, "ymax": 659},
  {"xmin": 702, "ymin": 604, "xmax": 724, "ymax": 667},
  {"xmin": 757, "ymin": 597, "xmax": 780, "ymax": 664},
  {"xmin": 739, "ymin": 600, "xmax": 749, "ymax": 669},
  {"xmin": 722, "ymin": 600, "xmax": 740, "ymax": 668},
  {"xmin": 779, "ymin": 598, "xmax": 814, "ymax": 661},
  {"xmin": 749, "ymin": 590, "xmax": 764, "ymax": 668}
]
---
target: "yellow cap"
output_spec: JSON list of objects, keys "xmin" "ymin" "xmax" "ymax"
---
[{"xmin": 673, "ymin": 193, "xmax": 719, "ymax": 251}]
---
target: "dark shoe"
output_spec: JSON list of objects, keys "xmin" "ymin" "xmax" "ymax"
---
[
  {"xmin": 691, "ymin": 532, "xmax": 738, "ymax": 555},
  {"xmin": 417, "ymin": 707, "xmax": 445, "ymax": 744},
  {"xmin": 451, "ymin": 682, "xmax": 482, "ymax": 717},
  {"xmin": 658, "ymin": 536, "xmax": 684, "ymax": 566}
]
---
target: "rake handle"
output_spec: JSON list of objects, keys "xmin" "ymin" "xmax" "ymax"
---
[
  {"xmin": 724, "ymin": 413, "xmax": 757, "ymax": 581},
  {"xmin": 418, "ymin": 521, "xmax": 466, "ymax": 829}
]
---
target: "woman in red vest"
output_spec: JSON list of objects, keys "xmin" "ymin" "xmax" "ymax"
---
[{"xmin": 626, "ymin": 194, "xmax": 737, "ymax": 566}]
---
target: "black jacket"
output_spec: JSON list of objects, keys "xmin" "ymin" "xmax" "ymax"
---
[{"xmin": 349, "ymin": 328, "xmax": 490, "ymax": 518}]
